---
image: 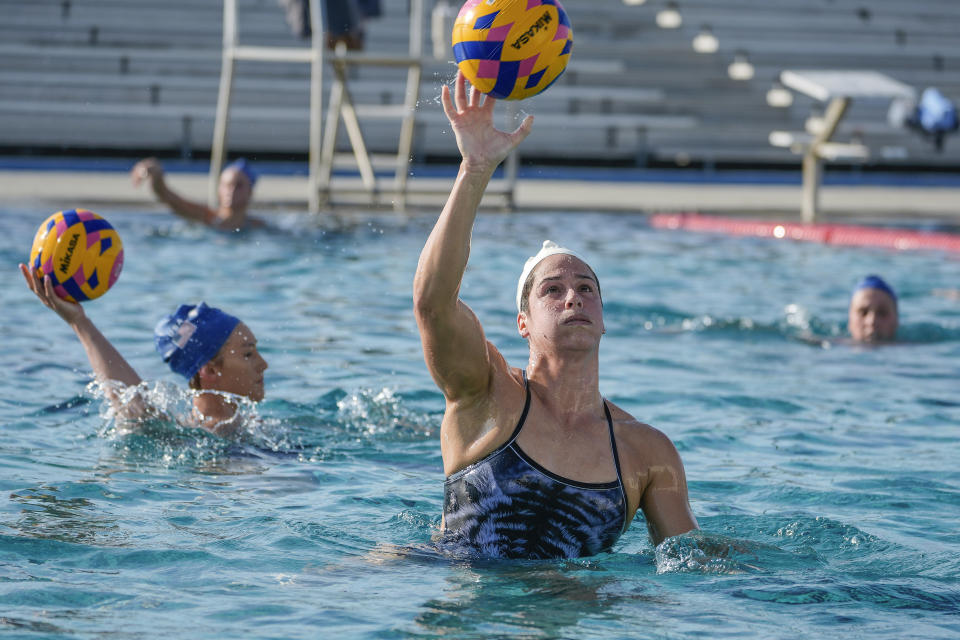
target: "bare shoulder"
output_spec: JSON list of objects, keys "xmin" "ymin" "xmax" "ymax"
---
[
  {"xmin": 604, "ymin": 401, "xmax": 690, "ymax": 524},
  {"xmin": 605, "ymin": 401, "xmax": 683, "ymax": 464},
  {"xmin": 440, "ymin": 342, "xmax": 526, "ymax": 474}
]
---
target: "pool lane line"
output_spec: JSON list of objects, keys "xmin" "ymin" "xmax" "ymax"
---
[{"xmin": 649, "ymin": 212, "xmax": 960, "ymax": 252}]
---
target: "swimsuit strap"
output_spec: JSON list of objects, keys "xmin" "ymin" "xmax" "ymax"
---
[
  {"xmin": 603, "ymin": 400, "xmax": 630, "ymax": 533},
  {"xmin": 503, "ymin": 370, "xmax": 533, "ymax": 447},
  {"xmin": 516, "ymin": 372, "xmax": 627, "ymax": 532}
]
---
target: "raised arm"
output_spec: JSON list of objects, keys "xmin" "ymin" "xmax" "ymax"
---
[
  {"xmin": 131, "ymin": 157, "xmax": 215, "ymax": 223},
  {"xmin": 413, "ymin": 72, "xmax": 533, "ymax": 400},
  {"xmin": 20, "ymin": 264, "xmax": 143, "ymax": 411}
]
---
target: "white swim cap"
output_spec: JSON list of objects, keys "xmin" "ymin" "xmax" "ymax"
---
[{"xmin": 516, "ymin": 240, "xmax": 589, "ymax": 312}]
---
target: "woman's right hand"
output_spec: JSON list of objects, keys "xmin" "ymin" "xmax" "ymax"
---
[
  {"xmin": 19, "ymin": 263, "xmax": 86, "ymax": 326},
  {"xmin": 441, "ymin": 71, "xmax": 534, "ymax": 175}
]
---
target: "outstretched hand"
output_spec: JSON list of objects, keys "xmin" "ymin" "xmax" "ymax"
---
[
  {"xmin": 441, "ymin": 71, "xmax": 534, "ymax": 174},
  {"xmin": 130, "ymin": 157, "xmax": 165, "ymax": 191},
  {"xmin": 19, "ymin": 263, "xmax": 86, "ymax": 326}
]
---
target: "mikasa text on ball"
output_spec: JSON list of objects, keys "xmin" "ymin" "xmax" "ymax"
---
[
  {"xmin": 452, "ymin": 0, "xmax": 573, "ymax": 100},
  {"xmin": 29, "ymin": 209, "xmax": 124, "ymax": 303}
]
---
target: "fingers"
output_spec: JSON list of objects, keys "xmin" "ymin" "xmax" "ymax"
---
[
  {"xmin": 131, "ymin": 158, "xmax": 162, "ymax": 186},
  {"xmin": 21, "ymin": 264, "xmax": 48, "ymax": 300},
  {"xmin": 479, "ymin": 90, "xmax": 496, "ymax": 114},
  {"xmin": 450, "ymin": 70, "xmax": 499, "ymax": 114},
  {"xmin": 19, "ymin": 263, "xmax": 37, "ymax": 294},
  {"xmin": 469, "ymin": 82, "xmax": 481, "ymax": 108},
  {"xmin": 454, "ymin": 70, "xmax": 467, "ymax": 112},
  {"xmin": 20, "ymin": 264, "xmax": 79, "ymax": 319},
  {"xmin": 131, "ymin": 161, "xmax": 150, "ymax": 186},
  {"xmin": 41, "ymin": 272, "xmax": 61, "ymax": 303},
  {"xmin": 20, "ymin": 262, "xmax": 53, "ymax": 306},
  {"xmin": 440, "ymin": 84, "xmax": 455, "ymax": 122},
  {"xmin": 511, "ymin": 114, "xmax": 535, "ymax": 144}
]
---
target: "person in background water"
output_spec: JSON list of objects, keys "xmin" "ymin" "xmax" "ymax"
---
[
  {"xmin": 413, "ymin": 72, "xmax": 698, "ymax": 560},
  {"xmin": 19, "ymin": 264, "xmax": 268, "ymax": 436},
  {"xmin": 131, "ymin": 157, "xmax": 263, "ymax": 231},
  {"xmin": 848, "ymin": 275, "xmax": 899, "ymax": 343}
]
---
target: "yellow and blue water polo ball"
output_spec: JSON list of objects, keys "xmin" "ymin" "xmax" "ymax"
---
[
  {"xmin": 453, "ymin": 0, "xmax": 573, "ymax": 100},
  {"xmin": 29, "ymin": 209, "xmax": 124, "ymax": 303}
]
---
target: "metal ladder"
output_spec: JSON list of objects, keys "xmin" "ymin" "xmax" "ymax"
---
[
  {"xmin": 316, "ymin": 0, "xmax": 426, "ymax": 210},
  {"xmin": 316, "ymin": 0, "xmax": 518, "ymax": 210},
  {"xmin": 209, "ymin": 0, "xmax": 325, "ymax": 213},
  {"xmin": 210, "ymin": 0, "xmax": 518, "ymax": 213}
]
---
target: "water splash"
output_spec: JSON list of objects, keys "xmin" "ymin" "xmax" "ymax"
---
[
  {"xmin": 336, "ymin": 387, "xmax": 438, "ymax": 439},
  {"xmin": 88, "ymin": 380, "xmax": 260, "ymax": 468},
  {"xmin": 654, "ymin": 530, "xmax": 788, "ymax": 575},
  {"xmin": 81, "ymin": 379, "xmax": 438, "ymax": 468},
  {"xmin": 780, "ymin": 303, "xmax": 843, "ymax": 343}
]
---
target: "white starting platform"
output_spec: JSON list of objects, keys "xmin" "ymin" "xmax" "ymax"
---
[{"xmin": 772, "ymin": 70, "xmax": 916, "ymax": 222}]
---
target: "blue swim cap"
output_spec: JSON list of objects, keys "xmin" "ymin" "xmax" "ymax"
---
[
  {"xmin": 224, "ymin": 158, "xmax": 257, "ymax": 187},
  {"xmin": 154, "ymin": 303, "xmax": 240, "ymax": 379},
  {"xmin": 853, "ymin": 275, "xmax": 897, "ymax": 305}
]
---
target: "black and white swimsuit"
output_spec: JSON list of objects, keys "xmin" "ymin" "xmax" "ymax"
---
[{"xmin": 442, "ymin": 373, "xmax": 629, "ymax": 559}]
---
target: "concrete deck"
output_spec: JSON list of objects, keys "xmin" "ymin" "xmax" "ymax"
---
[{"xmin": 2, "ymin": 165, "xmax": 959, "ymax": 222}]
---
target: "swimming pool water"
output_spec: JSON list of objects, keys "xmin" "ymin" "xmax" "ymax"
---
[{"xmin": 2, "ymin": 206, "xmax": 959, "ymax": 639}]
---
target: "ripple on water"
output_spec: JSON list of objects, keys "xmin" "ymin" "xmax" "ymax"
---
[{"xmin": 4, "ymin": 209, "xmax": 960, "ymax": 639}]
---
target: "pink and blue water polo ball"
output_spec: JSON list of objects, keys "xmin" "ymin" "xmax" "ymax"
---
[
  {"xmin": 452, "ymin": 0, "xmax": 573, "ymax": 100},
  {"xmin": 29, "ymin": 209, "xmax": 124, "ymax": 303}
]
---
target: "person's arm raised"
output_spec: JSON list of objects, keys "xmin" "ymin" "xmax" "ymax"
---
[
  {"xmin": 413, "ymin": 72, "xmax": 533, "ymax": 401},
  {"xmin": 19, "ymin": 264, "xmax": 144, "ymax": 414},
  {"xmin": 131, "ymin": 157, "xmax": 215, "ymax": 224}
]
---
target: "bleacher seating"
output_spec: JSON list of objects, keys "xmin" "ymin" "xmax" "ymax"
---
[{"xmin": 0, "ymin": 0, "xmax": 958, "ymax": 169}]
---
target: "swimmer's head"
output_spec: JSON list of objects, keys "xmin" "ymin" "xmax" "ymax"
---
[
  {"xmin": 517, "ymin": 240, "xmax": 601, "ymax": 314},
  {"xmin": 154, "ymin": 302, "xmax": 240, "ymax": 379},
  {"xmin": 219, "ymin": 158, "xmax": 256, "ymax": 209},
  {"xmin": 848, "ymin": 275, "xmax": 898, "ymax": 342}
]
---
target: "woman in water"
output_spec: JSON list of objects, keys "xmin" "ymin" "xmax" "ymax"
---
[
  {"xmin": 131, "ymin": 157, "xmax": 264, "ymax": 231},
  {"xmin": 19, "ymin": 263, "xmax": 267, "ymax": 436},
  {"xmin": 413, "ymin": 72, "xmax": 698, "ymax": 559}
]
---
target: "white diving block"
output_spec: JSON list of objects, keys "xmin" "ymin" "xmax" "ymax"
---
[
  {"xmin": 769, "ymin": 131, "xmax": 869, "ymax": 160},
  {"xmin": 777, "ymin": 69, "xmax": 917, "ymax": 222}
]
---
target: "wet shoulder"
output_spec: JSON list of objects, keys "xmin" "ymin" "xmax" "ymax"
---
[
  {"xmin": 605, "ymin": 401, "xmax": 682, "ymax": 468},
  {"xmin": 441, "ymin": 343, "xmax": 525, "ymax": 463}
]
